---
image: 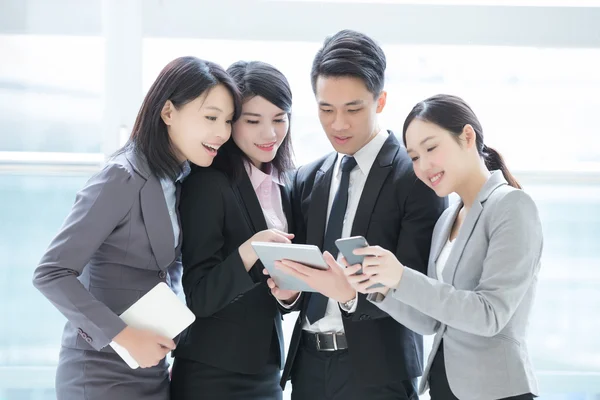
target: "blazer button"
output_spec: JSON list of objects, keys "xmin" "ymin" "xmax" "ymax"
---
[
  {"xmin": 158, "ymin": 271, "xmax": 167, "ymax": 279},
  {"xmin": 86, "ymin": 337, "xmax": 93, "ymax": 344},
  {"xmin": 359, "ymin": 314, "xmax": 368, "ymax": 321},
  {"xmin": 77, "ymin": 328, "xmax": 83, "ymax": 335}
]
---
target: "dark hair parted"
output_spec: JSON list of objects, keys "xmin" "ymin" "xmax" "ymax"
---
[
  {"xmin": 121, "ymin": 56, "xmax": 241, "ymax": 180},
  {"xmin": 311, "ymin": 29, "xmax": 386, "ymax": 97},
  {"xmin": 402, "ymin": 94, "xmax": 521, "ymax": 189},
  {"xmin": 213, "ymin": 60, "xmax": 295, "ymax": 182}
]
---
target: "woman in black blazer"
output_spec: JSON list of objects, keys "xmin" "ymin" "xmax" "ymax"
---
[{"xmin": 170, "ymin": 61, "xmax": 299, "ymax": 399}]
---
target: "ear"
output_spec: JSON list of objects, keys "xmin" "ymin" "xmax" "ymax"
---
[
  {"xmin": 375, "ymin": 91, "xmax": 387, "ymax": 113},
  {"xmin": 462, "ymin": 124, "xmax": 477, "ymax": 150},
  {"xmin": 161, "ymin": 100, "xmax": 175, "ymax": 126}
]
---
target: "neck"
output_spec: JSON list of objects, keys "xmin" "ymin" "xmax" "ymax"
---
[
  {"xmin": 456, "ymin": 159, "xmax": 490, "ymax": 209},
  {"xmin": 248, "ymin": 156, "xmax": 263, "ymax": 171},
  {"xmin": 350, "ymin": 126, "xmax": 380, "ymax": 156}
]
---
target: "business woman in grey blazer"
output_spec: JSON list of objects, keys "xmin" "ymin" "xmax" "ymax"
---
[
  {"xmin": 340, "ymin": 95, "xmax": 543, "ymax": 400},
  {"xmin": 32, "ymin": 56, "xmax": 241, "ymax": 400}
]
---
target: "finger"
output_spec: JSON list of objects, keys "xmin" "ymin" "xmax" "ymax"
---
[
  {"xmin": 323, "ymin": 251, "xmax": 341, "ymax": 269},
  {"xmin": 267, "ymin": 278, "xmax": 276, "ymax": 289},
  {"xmin": 275, "ymin": 262, "xmax": 312, "ymax": 282},
  {"xmin": 278, "ymin": 259, "xmax": 313, "ymax": 276},
  {"xmin": 271, "ymin": 229, "xmax": 295, "ymax": 238},
  {"xmin": 362, "ymin": 255, "xmax": 382, "ymax": 269},
  {"xmin": 355, "ymin": 278, "xmax": 378, "ymax": 293},
  {"xmin": 272, "ymin": 234, "xmax": 292, "ymax": 244},
  {"xmin": 346, "ymin": 274, "xmax": 369, "ymax": 285},
  {"xmin": 262, "ymin": 268, "xmax": 271, "ymax": 276},
  {"xmin": 343, "ymin": 264, "xmax": 363, "ymax": 276},
  {"xmin": 353, "ymin": 245, "xmax": 387, "ymax": 256},
  {"xmin": 155, "ymin": 335, "xmax": 176, "ymax": 350},
  {"xmin": 362, "ymin": 265, "xmax": 380, "ymax": 277}
]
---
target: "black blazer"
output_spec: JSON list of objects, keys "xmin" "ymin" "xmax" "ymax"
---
[
  {"xmin": 174, "ymin": 165, "xmax": 293, "ymax": 374},
  {"xmin": 281, "ymin": 132, "xmax": 448, "ymax": 388}
]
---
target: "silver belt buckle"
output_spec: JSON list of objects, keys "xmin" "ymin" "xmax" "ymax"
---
[{"xmin": 316, "ymin": 333, "xmax": 338, "ymax": 352}]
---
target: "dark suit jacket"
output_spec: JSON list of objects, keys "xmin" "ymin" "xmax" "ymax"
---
[
  {"xmin": 281, "ymin": 132, "xmax": 448, "ymax": 388},
  {"xmin": 174, "ymin": 165, "xmax": 293, "ymax": 374}
]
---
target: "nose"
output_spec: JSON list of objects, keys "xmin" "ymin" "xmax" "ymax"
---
[
  {"xmin": 216, "ymin": 121, "xmax": 232, "ymax": 143},
  {"xmin": 261, "ymin": 123, "xmax": 278, "ymax": 141},
  {"xmin": 418, "ymin": 154, "xmax": 431, "ymax": 174},
  {"xmin": 331, "ymin": 112, "xmax": 349, "ymax": 132}
]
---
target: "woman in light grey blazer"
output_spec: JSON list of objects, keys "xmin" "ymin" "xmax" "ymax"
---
[
  {"xmin": 32, "ymin": 56, "xmax": 241, "ymax": 400},
  {"xmin": 338, "ymin": 94, "xmax": 543, "ymax": 400}
]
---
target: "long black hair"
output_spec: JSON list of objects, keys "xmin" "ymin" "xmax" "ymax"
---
[
  {"xmin": 213, "ymin": 60, "xmax": 294, "ymax": 182},
  {"xmin": 402, "ymin": 94, "xmax": 521, "ymax": 189},
  {"xmin": 119, "ymin": 56, "xmax": 241, "ymax": 180}
]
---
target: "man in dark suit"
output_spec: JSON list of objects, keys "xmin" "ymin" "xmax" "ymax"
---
[{"xmin": 268, "ymin": 30, "xmax": 448, "ymax": 400}]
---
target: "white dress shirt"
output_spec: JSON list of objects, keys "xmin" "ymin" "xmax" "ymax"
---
[
  {"xmin": 159, "ymin": 161, "xmax": 191, "ymax": 248},
  {"xmin": 435, "ymin": 239, "xmax": 454, "ymax": 282},
  {"xmin": 304, "ymin": 129, "xmax": 389, "ymax": 333},
  {"xmin": 245, "ymin": 162, "xmax": 288, "ymax": 232}
]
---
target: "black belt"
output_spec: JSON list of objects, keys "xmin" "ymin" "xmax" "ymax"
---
[{"xmin": 301, "ymin": 331, "xmax": 348, "ymax": 351}]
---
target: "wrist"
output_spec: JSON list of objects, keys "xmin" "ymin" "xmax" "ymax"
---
[
  {"xmin": 282, "ymin": 292, "xmax": 300, "ymax": 304},
  {"xmin": 113, "ymin": 326, "xmax": 132, "ymax": 347},
  {"xmin": 338, "ymin": 289, "xmax": 357, "ymax": 305},
  {"xmin": 239, "ymin": 242, "xmax": 258, "ymax": 269}
]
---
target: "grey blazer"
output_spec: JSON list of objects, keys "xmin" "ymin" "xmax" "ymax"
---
[
  {"xmin": 32, "ymin": 150, "xmax": 182, "ymax": 398},
  {"xmin": 370, "ymin": 171, "xmax": 543, "ymax": 400}
]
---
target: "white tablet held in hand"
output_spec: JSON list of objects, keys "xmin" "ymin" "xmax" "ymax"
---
[
  {"xmin": 251, "ymin": 242, "xmax": 329, "ymax": 292},
  {"xmin": 110, "ymin": 282, "xmax": 196, "ymax": 369}
]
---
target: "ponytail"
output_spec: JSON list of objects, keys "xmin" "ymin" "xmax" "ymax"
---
[{"xmin": 483, "ymin": 145, "xmax": 521, "ymax": 189}]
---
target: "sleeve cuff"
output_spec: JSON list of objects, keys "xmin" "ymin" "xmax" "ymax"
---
[
  {"xmin": 339, "ymin": 293, "xmax": 358, "ymax": 313},
  {"xmin": 277, "ymin": 293, "xmax": 301, "ymax": 309}
]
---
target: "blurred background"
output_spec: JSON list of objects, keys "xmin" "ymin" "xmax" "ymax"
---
[{"xmin": 1, "ymin": 0, "xmax": 600, "ymax": 399}]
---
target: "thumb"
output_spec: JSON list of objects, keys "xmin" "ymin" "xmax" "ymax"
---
[
  {"xmin": 322, "ymin": 251, "xmax": 337, "ymax": 268},
  {"xmin": 155, "ymin": 334, "xmax": 176, "ymax": 350},
  {"xmin": 271, "ymin": 233, "xmax": 292, "ymax": 243}
]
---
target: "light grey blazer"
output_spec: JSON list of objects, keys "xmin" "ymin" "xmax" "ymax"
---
[
  {"xmin": 32, "ymin": 150, "xmax": 182, "ymax": 399},
  {"xmin": 370, "ymin": 171, "xmax": 543, "ymax": 400}
]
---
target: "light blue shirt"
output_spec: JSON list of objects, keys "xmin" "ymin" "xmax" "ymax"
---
[{"xmin": 159, "ymin": 162, "xmax": 191, "ymax": 248}]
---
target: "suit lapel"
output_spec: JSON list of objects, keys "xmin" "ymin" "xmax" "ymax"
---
[
  {"xmin": 441, "ymin": 171, "xmax": 509, "ymax": 283},
  {"xmin": 139, "ymin": 173, "xmax": 176, "ymax": 270},
  {"xmin": 430, "ymin": 202, "xmax": 460, "ymax": 278},
  {"xmin": 280, "ymin": 184, "xmax": 294, "ymax": 233},
  {"xmin": 125, "ymin": 150, "xmax": 176, "ymax": 270},
  {"xmin": 351, "ymin": 132, "xmax": 400, "ymax": 237},
  {"xmin": 306, "ymin": 153, "xmax": 337, "ymax": 247},
  {"xmin": 175, "ymin": 182, "xmax": 183, "ymax": 255},
  {"xmin": 234, "ymin": 170, "xmax": 268, "ymax": 233},
  {"xmin": 441, "ymin": 202, "xmax": 483, "ymax": 284}
]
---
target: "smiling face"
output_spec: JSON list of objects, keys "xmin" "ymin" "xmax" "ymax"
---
[
  {"xmin": 405, "ymin": 119, "xmax": 477, "ymax": 198},
  {"xmin": 162, "ymin": 84, "xmax": 235, "ymax": 167},
  {"xmin": 315, "ymin": 75, "xmax": 386, "ymax": 155},
  {"xmin": 232, "ymin": 95, "xmax": 290, "ymax": 169}
]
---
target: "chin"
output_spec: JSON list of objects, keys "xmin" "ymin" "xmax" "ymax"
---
[
  {"xmin": 432, "ymin": 185, "xmax": 451, "ymax": 198},
  {"xmin": 252, "ymin": 153, "xmax": 276, "ymax": 166},
  {"xmin": 189, "ymin": 155, "xmax": 213, "ymax": 167}
]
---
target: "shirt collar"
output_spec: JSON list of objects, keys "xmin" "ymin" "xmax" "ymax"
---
[
  {"xmin": 176, "ymin": 161, "xmax": 191, "ymax": 183},
  {"xmin": 244, "ymin": 162, "xmax": 283, "ymax": 190},
  {"xmin": 335, "ymin": 129, "xmax": 389, "ymax": 177}
]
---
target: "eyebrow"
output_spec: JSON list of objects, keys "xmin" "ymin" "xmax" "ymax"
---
[
  {"xmin": 242, "ymin": 111, "xmax": 287, "ymax": 117},
  {"xmin": 204, "ymin": 106, "xmax": 223, "ymax": 112},
  {"xmin": 318, "ymin": 100, "xmax": 365, "ymax": 107},
  {"xmin": 406, "ymin": 136, "xmax": 436, "ymax": 153}
]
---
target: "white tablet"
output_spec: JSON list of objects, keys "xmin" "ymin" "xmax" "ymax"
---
[
  {"xmin": 109, "ymin": 282, "xmax": 196, "ymax": 369},
  {"xmin": 251, "ymin": 242, "xmax": 328, "ymax": 292}
]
